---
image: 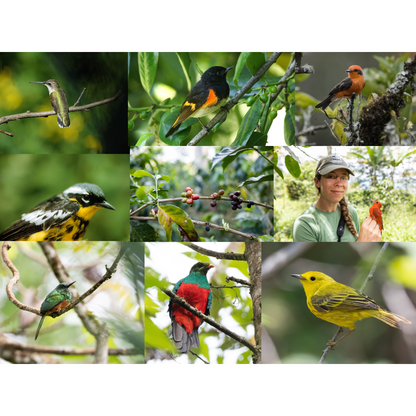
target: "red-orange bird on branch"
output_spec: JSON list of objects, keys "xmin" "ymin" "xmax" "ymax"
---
[
  {"xmin": 315, "ymin": 65, "xmax": 365, "ymax": 111},
  {"xmin": 369, "ymin": 200, "xmax": 383, "ymax": 233}
]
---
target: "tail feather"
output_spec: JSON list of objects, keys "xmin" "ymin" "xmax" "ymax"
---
[
  {"xmin": 35, "ymin": 315, "xmax": 45, "ymax": 340},
  {"xmin": 170, "ymin": 321, "xmax": 199, "ymax": 353},
  {"xmin": 375, "ymin": 310, "xmax": 411, "ymax": 328},
  {"xmin": 315, "ymin": 96, "xmax": 333, "ymax": 110}
]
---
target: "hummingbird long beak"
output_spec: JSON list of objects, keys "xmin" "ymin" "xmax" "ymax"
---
[
  {"xmin": 29, "ymin": 81, "xmax": 46, "ymax": 84},
  {"xmin": 68, "ymin": 281, "xmax": 76, "ymax": 287}
]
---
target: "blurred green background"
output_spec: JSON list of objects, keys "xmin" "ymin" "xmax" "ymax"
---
[
  {"xmin": 262, "ymin": 242, "xmax": 416, "ymax": 363},
  {"xmin": 0, "ymin": 241, "xmax": 144, "ymax": 363},
  {"xmin": 0, "ymin": 52, "xmax": 128, "ymax": 154},
  {"xmin": 0, "ymin": 154, "xmax": 130, "ymax": 241}
]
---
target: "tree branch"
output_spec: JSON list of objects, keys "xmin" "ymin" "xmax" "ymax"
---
[
  {"xmin": 163, "ymin": 289, "xmax": 258, "ymax": 354},
  {"xmin": 187, "ymin": 52, "xmax": 282, "ymax": 146},
  {"xmin": 131, "ymin": 216, "xmax": 259, "ymax": 241},
  {"xmin": 38, "ymin": 242, "xmax": 128, "ymax": 364},
  {"xmin": 0, "ymin": 91, "xmax": 123, "ymax": 137},
  {"xmin": 359, "ymin": 55, "xmax": 416, "ymax": 144},
  {"xmin": 183, "ymin": 243, "xmax": 246, "ymax": 260},
  {"xmin": 244, "ymin": 242, "xmax": 262, "ymax": 364}
]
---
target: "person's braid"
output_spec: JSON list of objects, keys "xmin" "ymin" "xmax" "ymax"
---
[{"xmin": 339, "ymin": 197, "xmax": 358, "ymax": 238}]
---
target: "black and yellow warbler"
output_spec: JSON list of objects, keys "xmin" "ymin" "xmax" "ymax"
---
[{"xmin": 0, "ymin": 183, "xmax": 115, "ymax": 241}]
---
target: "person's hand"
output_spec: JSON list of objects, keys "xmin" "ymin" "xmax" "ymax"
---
[{"xmin": 357, "ymin": 216, "xmax": 382, "ymax": 242}]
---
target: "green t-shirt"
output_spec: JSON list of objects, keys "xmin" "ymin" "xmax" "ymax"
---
[{"xmin": 293, "ymin": 204, "xmax": 360, "ymax": 242}]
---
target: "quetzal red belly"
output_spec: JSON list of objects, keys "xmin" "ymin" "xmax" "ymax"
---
[{"xmin": 172, "ymin": 282, "xmax": 210, "ymax": 334}]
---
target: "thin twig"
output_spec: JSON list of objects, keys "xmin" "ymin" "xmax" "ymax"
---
[
  {"xmin": 183, "ymin": 243, "xmax": 246, "ymax": 260},
  {"xmin": 0, "ymin": 91, "xmax": 122, "ymax": 136},
  {"xmin": 318, "ymin": 243, "xmax": 389, "ymax": 364},
  {"xmin": 130, "ymin": 216, "xmax": 259, "ymax": 241}
]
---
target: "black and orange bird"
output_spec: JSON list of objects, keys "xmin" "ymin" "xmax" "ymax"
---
[
  {"xmin": 315, "ymin": 65, "xmax": 365, "ymax": 111},
  {"xmin": 0, "ymin": 183, "xmax": 115, "ymax": 241},
  {"xmin": 165, "ymin": 66, "xmax": 233, "ymax": 137}
]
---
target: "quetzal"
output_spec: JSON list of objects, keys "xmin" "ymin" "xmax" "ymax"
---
[
  {"xmin": 35, "ymin": 281, "xmax": 75, "ymax": 340},
  {"xmin": 168, "ymin": 262, "xmax": 214, "ymax": 353}
]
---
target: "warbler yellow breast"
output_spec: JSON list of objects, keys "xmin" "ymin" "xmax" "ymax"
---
[{"xmin": 292, "ymin": 271, "xmax": 411, "ymax": 331}]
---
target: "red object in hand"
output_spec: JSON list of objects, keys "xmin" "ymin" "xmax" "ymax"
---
[{"xmin": 369, "ymin": 200, "xmax": 383, "ymax": 233}]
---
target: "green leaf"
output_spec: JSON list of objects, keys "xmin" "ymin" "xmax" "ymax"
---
[
  {"xmin": 232, "ymin": 98, "xmax": 262, "ymax": 146},
  {"xmin": 211, "ymin": 146, "xmax": 253, "ymax": 170},
  {"xmin": 259, "ymin": 94, "xmax": 271, "ymax": 133},
  {"xmin": 246, "ymin": 52, "xmax": 266, "ymax": 76},
  {"xmin": 135, "ymin": 185, "xmax": 154, "ymax": 200},
  {"xmin": 238, "ymin": 174, "xmax": 273, "ymax": 187},
  {"xmin": 176, "ymin": 52, "xmax": 192, "ymax": 90},
  {"xmin": 132, "ymin": 170, "xmax": 154, "ymax": 179},
  {"xmin": 138, "ymin": 52, "xmax": 159, "ymax": 101},
  {"xmin": 295, "ymin": 92, "xmax": 319, "ymax": 109},
  {"xmin": 157, "ymin": 205, "xmax": 198, "ymax": 242},
  {"xmin": 182, "ymin": 251, "xmax": 211, "ymax": 263},
  {"xmin": 136, "ymin": 133, "xmax": 153, "ymax": 147},
  {"xmin": 284, "ymin": 105, "xmax": 295, "ymax": 145},
  {"xmin": 159, "ymin": 108, "xmax": 198, "ymax": 146},
  {"xmin": 233, "ymin": 52, "xmax": 250, "ymax": 89},
  {"xmin": 274, "ymin": 166, "xmax": 284, "ymax": 180},
  {"xmin": 144, "ymin": 316, "xmax": 176, "ymax": 352},
  {"xmin": 130, "ymin": 222, "xmax": 159, "ymax": 242},
  {"xmin": 285, "ymin": 155, "xmax": 301, "ymax": 178}
]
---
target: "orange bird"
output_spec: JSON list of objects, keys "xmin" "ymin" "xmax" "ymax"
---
[
  {"xmin": 315, "ymin": 65, "xmax": 365, "ymax": 111},
  {"xmin": 369, "ymin": 200, "xmax": 383, "ymax": 233}
]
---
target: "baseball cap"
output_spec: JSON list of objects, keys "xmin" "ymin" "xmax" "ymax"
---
[{"xmin": 315, "ymin": 155, "xmax": 355, "ymax": 176}]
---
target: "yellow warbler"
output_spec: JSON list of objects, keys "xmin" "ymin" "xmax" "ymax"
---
[{"xmin": 292, "ymin": 271, "xmax": 411, "ymax": 347}]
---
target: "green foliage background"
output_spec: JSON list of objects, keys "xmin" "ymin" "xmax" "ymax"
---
[
  {"xmin": 0, "ymin": 52, "xmax": 127, "ymax": 154},
  {"xmin": 0, "ymin": 241, "xmax": 144, "ymax": 363},
  {"xmin": 262, "ymin": 242, "xmax": 416, "ymax": 364},
  {"xmin": 0, "ymin": 154, "xmax": 130, "ymax": 241}
]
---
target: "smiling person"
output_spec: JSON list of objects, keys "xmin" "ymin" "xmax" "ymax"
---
[{"xmin": 292, "ymin": 155, "xmax": 381, "ymax": 242}]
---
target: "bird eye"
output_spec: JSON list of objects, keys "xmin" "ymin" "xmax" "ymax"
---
[
  {"xmin": 310, "ymin": 276, "xmax": 316, "ymax": 281},
  {"xmin": 82, "ymin": 196, "xmax": 90, "ymax": 203}
]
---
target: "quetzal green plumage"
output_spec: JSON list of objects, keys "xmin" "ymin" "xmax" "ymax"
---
[
  {"xmin": 168, "ymin": 262, "xmax": 214, "ymax": 353},
  {"xmin": 35, "ymin": 281, "xmax": 75, "ymax": 340}
]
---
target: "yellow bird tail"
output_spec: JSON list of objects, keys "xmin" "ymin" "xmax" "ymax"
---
[{"xmin": 375, "ymin": 310, "xmax": 411, "ymax": 329}]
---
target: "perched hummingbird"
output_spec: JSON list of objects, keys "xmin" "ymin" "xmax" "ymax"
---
[
  {"xmin": 30, "ymin": 79, "xmax": 70, "ymax": 128},
  {"xmin": 35, "ymin": 281, "xmax": 75, "ymax": 340}
]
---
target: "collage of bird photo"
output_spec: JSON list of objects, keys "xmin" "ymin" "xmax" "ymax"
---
[{"xmin": 1, "ymin": 51, "xmax": 416, "ymax": 366}]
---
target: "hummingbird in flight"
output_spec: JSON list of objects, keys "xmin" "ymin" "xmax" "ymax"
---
[{"xmin": 30, "ymin": 79, "xmax": 70, "ymax": 128}]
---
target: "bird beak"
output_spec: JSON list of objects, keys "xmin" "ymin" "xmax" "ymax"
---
[
  {"xmin": 68, "ymin": 281, "xmax": 76, "ymax": 287},
  {"xmin": 225, "ymin": 66, "xmax": 233, "ymax": 74},
  {"xmin": 207, "ymin": 264, "xmax": 215, "ymax": 270},
  {"xmin": 97, "ymin": 200, "xmax": 116, "ymax": 210},
  {"xmin": 346, "ymin": 69, "xmax": 352, "ymax": 73},
  {"xmin": 29, "ymin": 81, "xmax": 45, "ymax": 84},
  {"xmin": 291, "ymin": 274, "xmax": 306, "ymax": 281}
]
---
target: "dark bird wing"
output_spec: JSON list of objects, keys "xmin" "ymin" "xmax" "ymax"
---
[
  {"xmin": 40, "ymin": 292, "xmax": 66, "ymax": 314},
  {"xmin": 0, "ymin": 195, "xmax": 79, "ymax": 240},
  {"xmin": 327, "ymin": 76, "xmax": 353, "ymax": 97},
  {"xmin": 311, "ymin": 284, "xmax": 380, "ymax": 313}
]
